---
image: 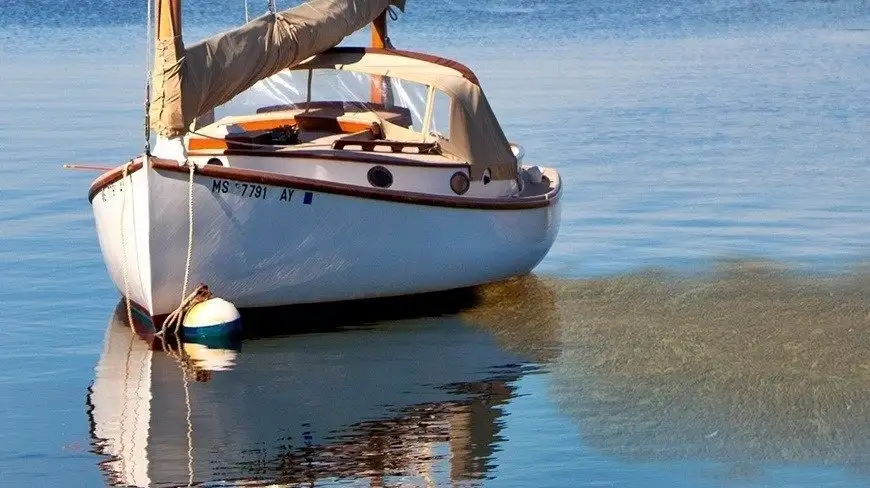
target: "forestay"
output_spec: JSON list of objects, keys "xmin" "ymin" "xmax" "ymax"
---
[{"xmin": 149, "ymin": 0, "xmax": 405, "ymax": 138}]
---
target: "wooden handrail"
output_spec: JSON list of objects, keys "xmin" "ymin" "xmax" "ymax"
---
[{"xmin": 332, "ymin": 140, "xmax": 440, "ymax": 154}]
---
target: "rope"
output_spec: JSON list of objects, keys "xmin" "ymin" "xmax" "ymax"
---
[
  {"xmin": 119, "ymin": 160, "xmax": 136, "ymax": 332},
  {"xmin": 182, "ymin": 163, "xmax": 195, "ymax": 303},
  {"xmin": 159, "ymin": 285, "xmax": 213, "ymax": 336},
  {"xmin": 157, "ymin": 163, "xmax": 208, "ymax": 337},
  {"xmin": 154, "ymin": 161, "xmax": 211, "ymax": 337},
  {"xmin": 144, "ymin": 0, "xmax": 153, "ymax": 155}
]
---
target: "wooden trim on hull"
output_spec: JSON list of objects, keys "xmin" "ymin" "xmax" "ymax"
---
[
  {"xmin": 89, "ymin": 157, "xmax": 561, "ymax": 210},
  {"xmin": 198, "ymin": 148, "xmax": 470, "ymax": 169},
  {"xmin": 88, "ymin": 160, "xmax": 144, "ymax": 201}
]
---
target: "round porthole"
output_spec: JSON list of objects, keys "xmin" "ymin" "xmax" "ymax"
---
[
  {"xmin": 206, "ymin": 158, "xmax": 223, "ymax": 166},
  {"xmin": 450, "ymin": 171, "xmax": 470, "ymax": 195},
  {"xmin": 367, "ymin": 166, "xmax": 393, "ymax": 188}
]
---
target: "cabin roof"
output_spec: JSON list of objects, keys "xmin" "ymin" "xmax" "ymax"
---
[{"xmin": 294, "ymin": 47, "xmax": 481, "ymax": 85}]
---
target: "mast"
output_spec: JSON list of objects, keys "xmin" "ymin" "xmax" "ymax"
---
[
  {"xmin": 150, "ymin": 0, "xmax": 187, "ymax": 140},
  {"xmin": 371, "ymin": 8, "xmax": 387, "ymax": 48},
  {"xmin": 370, "ymin": 9, "xmax": 391, "ymax": 106}
]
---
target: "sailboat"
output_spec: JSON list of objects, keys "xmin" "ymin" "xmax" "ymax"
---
[{"xmin": 86, "ymin": 0, "xmax": 562, "ymax": 326}]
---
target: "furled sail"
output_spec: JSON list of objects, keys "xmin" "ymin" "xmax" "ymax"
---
[{"xmin": 149, "ymin": 0, "xmax": 405, "ymax": 138}]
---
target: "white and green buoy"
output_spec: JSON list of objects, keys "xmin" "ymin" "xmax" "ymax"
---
[{"xmin": 182, "ymin": 297, "xmax": 242, "ymax": 344}]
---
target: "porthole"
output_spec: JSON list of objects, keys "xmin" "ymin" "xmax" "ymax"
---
[
  {"xmin": 367, "ymin": 165, "xmax": 393, "ymax": 188},
  {"xmin": 450, "ymin": 171, "xmax": 470, "ymax": 195},
  {"xmin": 206, "ymin": 158, "xmax": 223, "ymax": 166}
]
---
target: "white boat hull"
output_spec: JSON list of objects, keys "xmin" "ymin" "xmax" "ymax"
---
[{"xmin": 91, "ymin": 162, "xmax": 561, "ymax": 318}]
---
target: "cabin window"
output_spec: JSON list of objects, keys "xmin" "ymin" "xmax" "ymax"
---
[
  {"xmin": 450, "ymin": 171, "xmax": 470, "ymax": 195},
  {"xmin": 367, "ymin": 166, "xmax": 394, "ymax": 188},
  {"xmin": 391, "ymin": 79, "xmax": 429, "ymax": 132},
  {"xmin": 428, "ymin": 91, "xmax": 451, "ymax": 140}
]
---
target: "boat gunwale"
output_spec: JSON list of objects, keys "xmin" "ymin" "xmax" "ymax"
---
[
  {"xmin": 190, "ymin": 148, "xmax": 472, "ymax": 169},
  {"xmin": 88, "ymin": 157, "xmax": 561, "ymax": 210}
]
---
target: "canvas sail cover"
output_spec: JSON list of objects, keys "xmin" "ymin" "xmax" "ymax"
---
[
  {"xmin": 150, "ymin": 0, "xmax": 405, "ymax": 137},
  {"xmin": 292, "ymin": 49, "xmax": 519, "ymax": 180}
]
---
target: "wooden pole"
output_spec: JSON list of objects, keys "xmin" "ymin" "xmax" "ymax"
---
[
  {"xmin": 63, "ymin": 164, "xmax": 115, "ymax": 172},
  {"xmin": 371, "ymin": 9, "xmax": 387, "ymax": 48},
  {"xmin": 370, "ymin": 9, "xmax": 388, "ymax": 104}
]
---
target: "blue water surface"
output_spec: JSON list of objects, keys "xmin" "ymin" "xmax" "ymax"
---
[{"xmin": 2, "ymin": 1, "xmax": 870, "ymax": 486}]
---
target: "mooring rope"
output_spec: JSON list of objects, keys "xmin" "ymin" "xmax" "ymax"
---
[
  {"xmin": 159, "ymin": 286, "xmax": 213, "ymax": 336},
  {"xmin": 119, "ymin": 160, "xmax": 136, "ymax": 331},
  {"xmin": 182, "ymin": 162, "xmax": 195, "ymax": 303},
  {"xmin": 155, "ymin": 161, "xmax": 201, "ymax": 336}
]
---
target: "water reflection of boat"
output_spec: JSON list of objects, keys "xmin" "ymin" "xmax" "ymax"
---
[{"xmin": 87, "ymin": 303, "xmax": 526, "ymax": 487}]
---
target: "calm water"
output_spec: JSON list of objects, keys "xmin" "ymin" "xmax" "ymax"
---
[{"xmin": 2, "ymin": 1, "xmax": 870, "ymax": 486}]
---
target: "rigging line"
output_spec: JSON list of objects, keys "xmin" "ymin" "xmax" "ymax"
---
[
  {"xmin": 119, "ymin": 161, "xmax": 136, "ymax": 334},
  {"xmin": 267, "ymin": 0, "xmax": 276, "ymax": 14},
  {"xmin": 244, "ymin": 0, "xmax": 250, "ymax": 23},
  {"xmin": 144, "ymin": 0, "xmax": 153, "ymax": 155}
]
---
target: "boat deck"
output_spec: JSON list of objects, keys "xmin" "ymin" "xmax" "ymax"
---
[
  {"xmin": 519, "ymin": 168, "xmax": 559, "ymax": 199},
  {"xmin": 188, "ymin": 106, "xmax": 469, "ymax": 167}
]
